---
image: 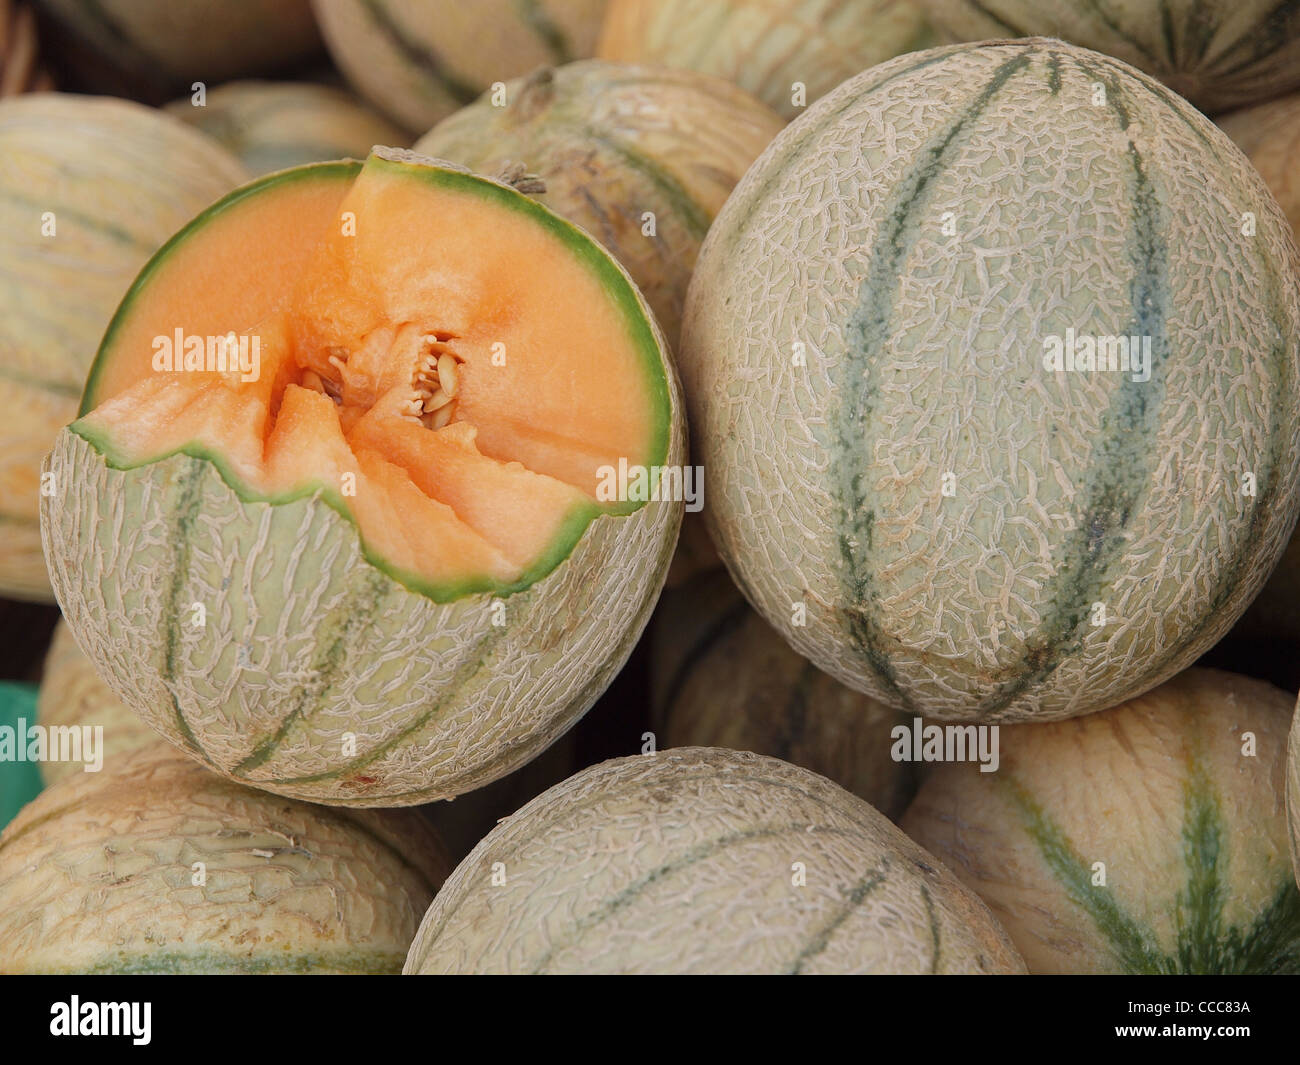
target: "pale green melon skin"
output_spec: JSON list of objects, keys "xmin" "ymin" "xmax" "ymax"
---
[
  {"xmin": 404, "ymin": 747, "xmax": 1025, "ymax": 974},
  {"xmin": 681, "ymin": 40, "xmax": 1300, "ymax": 723},
  {"xmin": 916, "ymin": 0, "xmax": 1300, "ymax": 113},
  {"xmin": 0, "ymin": 744, "xmax": 450, "ymax": 974},
  {"xmin": 0, "ymin": 94, "xmax": 249, "ymax": 602}
]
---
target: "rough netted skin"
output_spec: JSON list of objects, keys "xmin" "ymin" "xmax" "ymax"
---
[
  {"xmin": 41, "ymin": 162, "xmax": 686, "ymax": 808},
  {"xmin": 652, "ymin": 571, "xmax": 917, "ymax": 820},
  {"xmin": 165, "ymin": 80, "xmax": 410, "ymax": 176},
  {"xmin": 0, "ymin": 94, "xmax": 249, "ymax": 602},
  {"xmin": 405, "ymin": 747, "xmax": 1025, "ymax": 974},
  {"xmin": 416, "ymin": 60, "xmax": 784, "ymax": 349},
  {"xmin": 916, "ymin": 0, "xmax": 1300, "ymax": 113},
  {"xmin": 903, "ymin": 668, "xmax": 1300, "ymax": 974},
  {"xmin": 597, "ymin": 0, "xmax": 936, "ymax": 120},
  {"xmin": 0, "ymin": 744, "xmax": 451, "ymax": 973},
  {"xmin": 37, "ymin": 0, "xmax": 321, "ymax": 88},
  {"xmin": 36, "ymin": 620, "xmax": 159, "ymax": 786},
  {"xmin": 681, "ymin": 40, "xmax": 1300, "ymax": 723},
  {"xmin": 312, "ymin": 0, "xmax": 609, "ymax": 132}
]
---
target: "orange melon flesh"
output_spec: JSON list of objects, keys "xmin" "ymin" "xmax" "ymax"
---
[{"xmin": 74, "ymin": 154, "xmax": 666, "ymax": 598}]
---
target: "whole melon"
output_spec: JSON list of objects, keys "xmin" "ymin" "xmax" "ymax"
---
[
  {"xmin": 404, "ymin": 747, "xmax": 1024, "ymax": 974},
  {"xmin": 903, "ymin": 668, "xmax": 1300, "ymax": 974},
  {"xmin": 652, "ymin": 571, "xmax": 917, "ymax": 819},
  {"xmin": 681, "ymin": 39, "xmax": 1300, "ymax": 723},
  {"xmin": 42, "ymin": 150, "xmax": 684, "ymax": 807},
  {"xmin": 915, "ymin": 0, "xmax": 1300, "ymax": 113},
  {"xmin": 0, "ymin": 94, "xmax": 249, "ymax": 602},
  {"xmin": 166, "ymin": 80, "xmax": 409, "ymax": 176},
  {"xmin": 597, "ymin": 0, "xmax": 935, "ymax": 120},
  {"xmin": 312, "ymin": 0, "xmax": 609, "ymax": 132},
  {"xmin": 0, "ymin": 744, "xmax": 450, "ymax": 973},
  {"xmin": 36, "ymin": 621, "xmax": 158, "ymax": 786},
  {"xmin": 35, "ymin": 0, "xmax": 321, "ymax": 90},
  {"xmin": 415, "ymin": 61, "xmax": 784, "ymax": 348}
]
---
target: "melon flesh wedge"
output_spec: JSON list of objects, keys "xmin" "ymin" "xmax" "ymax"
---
[{"xmin": 76, "ymin": 152, "xmax": 669, "ymax": 600}]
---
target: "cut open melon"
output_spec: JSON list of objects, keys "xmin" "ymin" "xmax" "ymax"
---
[{"xmin": 75, "ymin": 152, "xmax": 671, "ymax": 600}]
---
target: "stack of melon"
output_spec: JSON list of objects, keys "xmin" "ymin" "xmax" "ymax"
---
[{"xmin": 3, "ymin": 0, "xmax": 1300, "ymax": 981}]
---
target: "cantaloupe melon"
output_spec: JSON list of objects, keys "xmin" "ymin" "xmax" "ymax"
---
[
  {"xmin": 915, "ymin": 0, "xmax": 1300, "ymax": 113},
  {"xmin": 681, "ymin": 39, "xmax": 1300, "ymax": 723},
  {"xmin": 312, "ymin": 0, "xmax": 609, "ymax": 132},
  {"xmin": 0, "ymin": 744, "xmax": 450, "ymax": 973},
  {"xmin": 903, "ymin": 668, "xmax": 1300, "ymax": 973},
  {"xmin": 166, "ymin": 80, "xmax": 409, "ymax": 176},
  {"xmin": 415, "ymin": 61, "xmax": 784, "ymax": 349},
  {"xmin": 36, "ymin": 621, "xmax": 157, "ymax": 786},
  {"xmin": 43, "ymin": 149, "xmax": 685, "ymax": 807},
  {"xmin": 404, "ymin": 747, "xmax": 1024, "ymax": 973},
  {"xmin": 653, "ymin": 571, "xmax": 916, "ymax": 819},
  {"xmin": 597, "ymin": 0, "xmax": 935, "ymax": 120},
  {"xmin": 0, "ymin": 94, "xmax": 249, "ymax": 602},
  {"xmin": 36, "ymin": 0, "xmax": 321, "ymax": 90}
]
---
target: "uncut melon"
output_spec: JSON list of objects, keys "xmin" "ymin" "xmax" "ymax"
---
[
  {"xmin": 0, "ymin": 743, "xmax": 450, "ymax": 973},
  {"xmin": 681, "ymin": 39, "xmax": 1300, "ymax": 723},
  {"xmin": 42, "ymin": 149, "xmax": 684, "ymax": 807},
  {"xmin": 597, "ymin": 0, "xmax": 935, "ymax": 120},
  {"xmin": 404, "ymin": 747, "xmax": 1024, "ymax": 973},
  {"xmin": 653, "ymin": 571, "xmax": 917, "ymax": 819},
  {"xmin": 415, "ymin": 61, "xmax": 784, "ymax": 349},
  {"xmin": 312, "ymin": 0, "xmax": 608, "ymax": 132},
  {"xmin": 0, "ymin": 94, "xmax": 249, "ymax": 602},
  {"xmin": 166, "ymin": 80, "xmax": 409, "ymax": 177},
  {"xmin": 903, "ymin": 668, "xmax": 1300, "ymax": 973},
  {"xmin": 36, "ymin": 0, "xmax": 321, "ymax": 90},
  {"xmin": 36, "ymin": 621, "xmax": 157, "ymax": 786},
  {"xmin": 915, "ymin": 0, "xmax": 1300, "ymax": 113}
]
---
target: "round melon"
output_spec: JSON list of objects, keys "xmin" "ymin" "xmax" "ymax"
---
[
  {"xmin": 597, "ymin": 0, "xmax": 935, "ymax": 121},
  {"xmin": 35, "ymin": 0, "xmax": 321, "ymax": 90},
  {"xmin": 903, "ymin": 668, "xmax": 1300, "ymax": 973},
  {"xmin": 915, "ymin": 0, "xmax": 1300, "ymax": 113},
  {"xmin": 415, "ymin": 61, "xmax": 784, "ymax": 349},
  {"xmin": 42, "ymin": 148, "xmax": 684, "ymax": 807},
  {"xmin": 312, "ymin": 0, "xmax": 609, "ymax": 132},
  {"xmin": 0, "ymin": 94, "xmax": 250, "ymax": 603},
  {"xmin": 36, "ymin": 620, "xmax": 157, "ymax": 787},
  {"xmin": 681, "ymin": 39, "xmax": 1300, "ymax": 723},
  {"xmin": 405, "ymin": 747, "xmax": 1024, "ymax": 974},
  {"xmin": 165, "ymin": 80, "xmax": 410, "ymax": 176},
  {"xmin": 0, "ymin": 743, "xmax": 450, "ymax": 973},
  {"xmin": 653, "ymin": 571, "xmax": 917, "ymax": 820}
]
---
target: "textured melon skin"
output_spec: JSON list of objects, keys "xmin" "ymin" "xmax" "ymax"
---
[
  {"xmin": 681, "ymin": 40, "xmax": 1300, "ymax": 723},
  {"xmin": 0, "ymin": 744, "xmax": 450, "ymax": 973},
  {"xmin": 0, "ymin": 95, "xmax": 249, "ymax": 603},
  {"xmin": 416, "ymin": 61, "xmax": 784, "ymax": 349},
  {"xmin": 166, "ymin": 81, "xmax": 410, "ymax": 176},
  {"xmin": 36, "ymin": 0, "xmax": 321, "ymax": 89},
  {"xmin": 903, "ymin": 669, "xmax": 1300, "ymax": 974},
  {"xmin": 36, "ymin": 621, "xmax": 157, "ymax": 787},
  {"xmin": 916, "ymin": 0, "xmax": 1300, "ymax": 113},
  {"xmin": 653, "ymin": 571, "xmax": 917, "ymax": 820},
  {"xmin": 597, "ymin": 0, "xmax": 935, "ymax": 121},
  {"xmin": 312, "ymin": 0, "xmax": 609, "ymax": 132},
  {"xmin": 405, "ymin": 747, "xmax": 1024, "ymax": 974},
  {"xmin": 41, "ymin": 164, "xmax": 686, "ymax": 807}
]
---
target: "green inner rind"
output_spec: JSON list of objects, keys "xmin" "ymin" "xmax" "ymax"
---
[{"xmin": 71, "ymin": 154, "xmax": 674, "ymax": 604}]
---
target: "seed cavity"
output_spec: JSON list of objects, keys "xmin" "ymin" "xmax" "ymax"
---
[{"xmin": 409, "ymin": 330, "xmax": 465, "ymax": 430}]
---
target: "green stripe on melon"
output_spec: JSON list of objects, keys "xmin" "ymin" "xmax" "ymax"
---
[
  {"xmin": 0, "ymin": 94, "xmax": 249, "ymax": 602},
  {"xmin": 404, "ymin": 748, "xmax": 1025, "ymax": 974},
  {"xmin": 681, "ymin": 39, "xmax": 1300, "ymax": 722},
  {"xmin": 915, "ymin": 0, "xmax": 1300, "ymax": 112},
  {"xmin": 0, "ymin": 744, "xmax": 450, "ymax": 973},
  {"xmin": 903, "ymin": 668, "xmax": 1300, "ymax": 973}
]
